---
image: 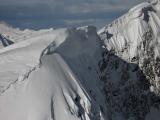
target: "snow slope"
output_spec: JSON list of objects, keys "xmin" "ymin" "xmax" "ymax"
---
[{"xmin": 0, "ymin": 26, "xmax": 107, "ymax": 120}]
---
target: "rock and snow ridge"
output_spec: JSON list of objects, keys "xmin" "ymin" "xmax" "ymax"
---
[
  {"xmin": 1, "ymin": 0, "xmax": 160, "ymax": 120},
  {"xmin": 99, "ymin": 0, "xmax": 160, "ymax": 119}
]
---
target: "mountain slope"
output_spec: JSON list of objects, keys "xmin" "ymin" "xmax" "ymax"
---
[
  {"xmin": 98, "ymin": 0, "xmax": 160, "ymax": 119},
  {"xmin": 0, "ymin": 26, "xmax": 108, "ymax": 120}
]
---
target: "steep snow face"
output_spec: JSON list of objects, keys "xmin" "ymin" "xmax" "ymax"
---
[
  {"xmin": 98, "ymin": 0, "xmax": 160, "ymax": 120},
  {"xmin": 0, "ymin": 26, "xmax": 107, "ymax": 120},
  {"xmin": 99, "ymin": 0, "xmax": 160, "ymax": 61}
]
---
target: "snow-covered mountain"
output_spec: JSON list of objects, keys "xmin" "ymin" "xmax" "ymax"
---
[
  {"xmin": 1, "ymin": 0, "xmax": 160, "ymax": 120},
  {"xmin": 98, "ymin": 0, "xmax": 160, "ymax": 119},
  {"xmin": 0, "ymin": 26, "xmax": 108, "ymax": 120}
]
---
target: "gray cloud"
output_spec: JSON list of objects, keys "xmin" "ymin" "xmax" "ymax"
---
[{"xmin": 0, "ymin": 0, "xmax": 145, "ymax": 29}]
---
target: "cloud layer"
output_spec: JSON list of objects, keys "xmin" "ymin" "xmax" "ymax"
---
[{"xmin": 0, "ymin": 0, "xmax": 145, "ymax": 29}]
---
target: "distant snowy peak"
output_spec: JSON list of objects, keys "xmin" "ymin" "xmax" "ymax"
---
[{"xmin": 0, "ymin": 22, "xmax": 55, "ymax": 45}]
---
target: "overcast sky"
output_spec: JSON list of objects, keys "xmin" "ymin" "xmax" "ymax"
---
[{"xmin": 0, "ymin": 0, "xmax": 145, "ymax": 29}]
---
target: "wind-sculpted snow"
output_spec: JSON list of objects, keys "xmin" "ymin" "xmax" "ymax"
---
[{"xmin": 0, "ymin": 26, "xmax": 108, "ymax": 120}]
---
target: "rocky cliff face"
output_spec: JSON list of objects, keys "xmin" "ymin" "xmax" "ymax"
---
[
  {"xmin": 0, "ymin": 34, "xmax": 14, "ymax": 47},
  {"xmin": 98, "ymin": 0, "xmax": 160, "ymax": 119}
]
